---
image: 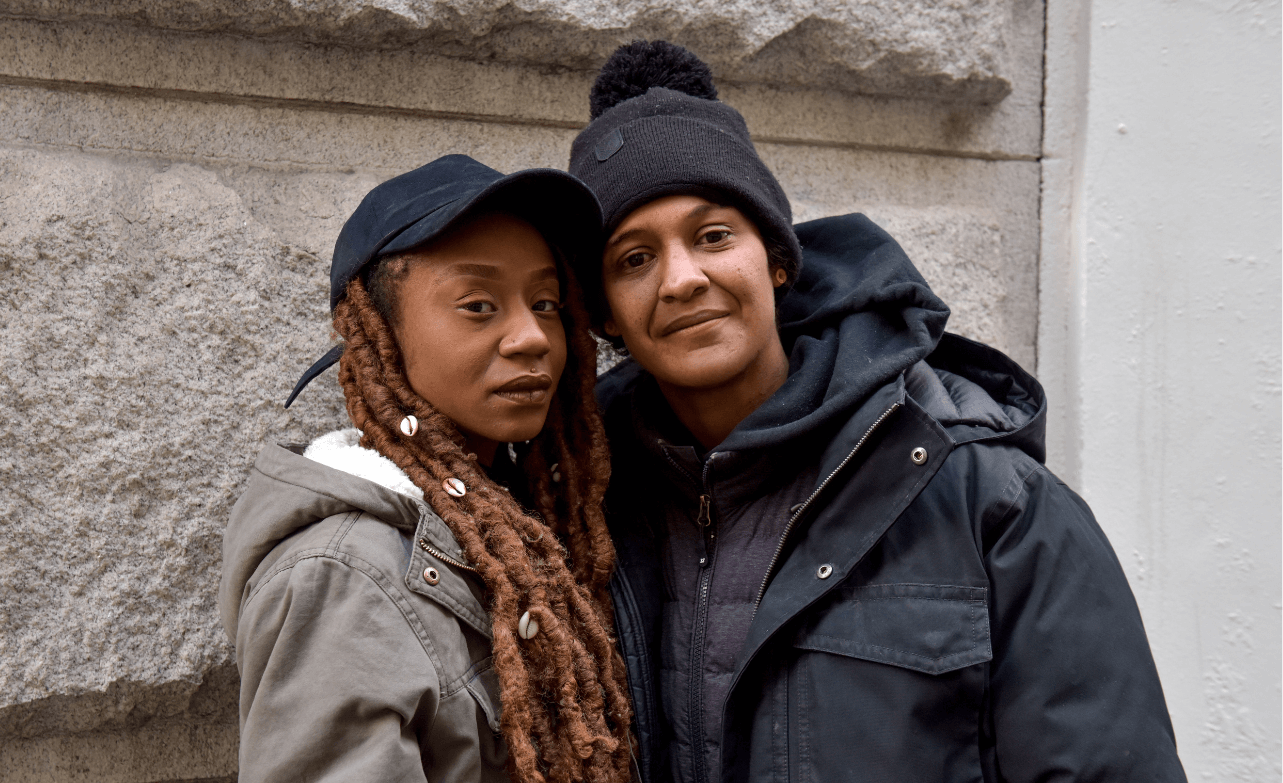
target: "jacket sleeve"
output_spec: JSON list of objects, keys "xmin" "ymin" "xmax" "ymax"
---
[
  {"xmin": 234, "ymin": 553, "xmax": 439, "ymax": 783},
  {"xmin": 981, "ymin": 461, "xmax": 1187, "ymax": 782}
]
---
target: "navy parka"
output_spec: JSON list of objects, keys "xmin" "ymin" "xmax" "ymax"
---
[{"xmin": 600, "ymin": 214, "xmax": 1187, "ymax": 783}]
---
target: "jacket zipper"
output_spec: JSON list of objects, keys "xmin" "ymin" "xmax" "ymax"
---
[
  {"xmin": 751, "ymin": 402, "xmax": 901, "ymax": 615},
  {"xmin": 691, "ymin": 459, "xmax": 719, "ymax": 783},
  {"xmin": 417, "ymin": 537, "xmax": 481, "ymax": 575}
]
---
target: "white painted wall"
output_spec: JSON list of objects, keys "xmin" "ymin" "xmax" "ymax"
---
[{"xmin": 1041, "ymin": 1, "xmax": 1282, "ymax": 779}]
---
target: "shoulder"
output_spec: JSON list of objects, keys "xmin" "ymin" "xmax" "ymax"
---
[
  {"xmin": 241, "ymin": 509, "xmax": 487, "ymax": 684},
  {"xmin": 240, "ymin": 512, "xmax": 420, "ymax": 649},
  {"xmin": 925, "ymin": 438, "xmax": 1109, "ymax": 566},
  {"xmin": 245, "ymin": 508, "xmax": 413, "ymax": 604}
]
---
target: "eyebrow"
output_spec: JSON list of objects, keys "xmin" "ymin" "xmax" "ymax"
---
[
  {"xmin": 607, "ymin": 202, "xmax": 724, "ymax": 248},
  {"xmin": 447, "ymin": 262, "xmax": 560, "ymax": 283},
  {"xmin": 449, "ymin": 263, "xmax": 502, "ymax": 279}
]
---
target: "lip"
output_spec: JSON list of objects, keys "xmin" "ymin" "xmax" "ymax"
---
[
  {"xmin": 493, "ymin": 373, "xmax": 554, "ymax": 404},
  {"xmin": 659, "ymin": 309, "xmax": 729, "ymax": 337}
]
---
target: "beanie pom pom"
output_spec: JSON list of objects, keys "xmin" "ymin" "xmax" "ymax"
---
[{"xmin": 589, "ymin": 40, "xmax": 718, "ymax": 119}]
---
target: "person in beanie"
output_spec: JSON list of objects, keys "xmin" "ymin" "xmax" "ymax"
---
[
  {"xmin": 568, "ymin": 41, "xmax": 1187, "ymax": 783},
  {"xmin": 218, "ymin": 155, "xmax": 633, "ymax": 783}
]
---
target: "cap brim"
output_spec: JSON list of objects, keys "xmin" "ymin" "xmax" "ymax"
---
[{"xmin": 377, "ymin": 168, "xmax": 602, "ymax": 271}]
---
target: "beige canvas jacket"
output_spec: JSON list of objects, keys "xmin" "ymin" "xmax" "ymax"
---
[{"xmin": 219, "ymin": 429, "xmax": 508, "ymax": 783}]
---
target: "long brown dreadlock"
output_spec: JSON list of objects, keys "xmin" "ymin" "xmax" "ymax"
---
[{"xmin": 332, "ymin": 248, "xmax": 633, "ymax": 783}]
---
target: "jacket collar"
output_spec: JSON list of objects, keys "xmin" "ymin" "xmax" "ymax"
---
[
  {"xmin": 626, "ymin": 373, "xmax": 825, "ymax": 511},
  {"xmin": 730, "ymin": 378, "xmax": 953, "ymax": 693},
  {"xmin": 298, "ymin": 429, "xmax": 465, "ymax": 559},
  {"xmin": 219, "ymin": 432, "xmax": 475, "ymax": 636}
]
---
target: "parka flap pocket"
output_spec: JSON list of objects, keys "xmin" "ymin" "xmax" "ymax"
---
[{"xmin": 793, "ymin": 583, "xmax": 991, "ymax": 675}]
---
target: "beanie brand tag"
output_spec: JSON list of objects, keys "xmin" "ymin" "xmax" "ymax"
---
[{"xmin": 595, "ymin": 129, "xmax": 625, "ymax": 162}]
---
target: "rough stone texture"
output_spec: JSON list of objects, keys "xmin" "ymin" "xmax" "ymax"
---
[
  {"xmin": 0, "ymin": 5, "xmax": 1044, "ymax": 159},
  {"xmin": 0, "ymin": 3, "xmax": 1045, "ymax": 779},
  {"xmin": 0, "ymin": 152, "xmax": 353, "ymax": 768},
  {"xmin": 0, "ymin": 665, "xmax": 238, "ymax": 782},
  {"xmin": 764, "ymin": 146, "xmax": 1039, "ymax": 368},
  {"xmin": 1, "ymin": 0, "xmax": 1025, "ymax": 102}
]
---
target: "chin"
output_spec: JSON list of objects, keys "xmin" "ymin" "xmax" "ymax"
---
[
  {"xmin": 484, "ymin": 410, "xmax": 553, "ymax": 444},
  {"xmin": 653, "ymin": 356, "xmax": 750, "ymax": 391}
]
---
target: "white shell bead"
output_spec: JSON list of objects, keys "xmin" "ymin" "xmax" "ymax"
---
[
  {"xmin": 400, "ymin": 415, "xmax": 419, "ymax": 437},
  {"xmin": 518, "ymin": 610, "xmax": 540, "ymax": 640},
  {"xmin": 443, "ymin": 477, "xmax": 466, "ymax": 497}
]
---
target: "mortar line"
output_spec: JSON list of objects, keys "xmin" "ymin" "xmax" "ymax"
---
[
  {"xmin": 0, "ymin": 74, "xmax": 587, "ymax": 131},
  {"xmin": 753, "ymin": 135, "xmax": 1038, "ymax": 162},
  {"xmin": 0, "ymin": 74, "xmax": 1039, "ymax": 163}
]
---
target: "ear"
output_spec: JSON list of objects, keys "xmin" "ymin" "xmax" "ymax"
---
[
  {"xmin": 603, "ymin": 318, "xmax": 622, "ymax": 337},
  {"xmin": 771, "ymin": 267, "xmax": 787, "ymax": 288}
]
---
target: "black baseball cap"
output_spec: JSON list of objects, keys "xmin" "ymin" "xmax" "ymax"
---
[{"xmin": 284, "ymin": 154, "xmax": 602, "ymax": 408}]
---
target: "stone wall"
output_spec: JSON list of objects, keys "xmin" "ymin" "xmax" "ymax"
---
[{"xmin": 0, "ymin": 2, "xmax": 1045, "ymax": 780}]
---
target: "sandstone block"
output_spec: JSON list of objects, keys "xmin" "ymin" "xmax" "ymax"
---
[
  {"xmin": 0, "ymin": 151, "xmax": 350, "ymax": 746},
  {"xmin": 764, "ymin": 145, "xmax": 1040, "ymax": 369},
  {"xmin": 2, "ymin": 0, "xmax": 1025, "ymax": 102}
]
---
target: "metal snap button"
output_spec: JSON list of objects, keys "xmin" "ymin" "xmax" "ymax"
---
[
  {"xmin": 817, "ymin": 564, "xmax": 833, "ymax": 579},
  {"xmin": 422, "ymin": 567, "xmax": 440, "ymax": 585},
  {"xmin": 910, "ymin": 447, "xmax": 928, "ymax": 465}
]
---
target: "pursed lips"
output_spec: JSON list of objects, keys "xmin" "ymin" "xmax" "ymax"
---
[{"xmin": 659, "ymin": 309, "xmax": 729, "ymax": 337}]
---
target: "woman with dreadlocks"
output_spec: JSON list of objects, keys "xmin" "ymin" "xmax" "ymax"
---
[{"xmin": 218, "ymin": 155, "xmax": 634, "ymax": 783}]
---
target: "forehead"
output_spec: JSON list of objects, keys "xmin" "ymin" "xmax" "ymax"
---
[
  {"xmin": 403, "ymin": 212, "xmax": 558, "ymax": 279},
  {"xmin": 610, "ymin": 194, "xmax": 745, "ymax": 238}
]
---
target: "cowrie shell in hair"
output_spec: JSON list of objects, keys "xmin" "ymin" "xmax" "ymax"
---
[
  {"xmin": 550, "ymin": 463, "xmax": 561, "ymax": 483},
  {"xmin": 518, "ymin": 610, "xmax": 540, "ymax": 640},
  {"xmin": 443, "ymin": 477, "xmax": 466, "ymax": 497},
  {"xmin": 400, "ymin": 415, "xmax": 419, "ymax": 437}
]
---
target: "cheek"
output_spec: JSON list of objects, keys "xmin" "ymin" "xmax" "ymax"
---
[
  {"xmin": 603, "ymin": 280, "xmax": 649, "ymax": 339},
  {"xmin": 399, "ymin": 320, "xmax": 488, "ymax": 404},
  {"xmin": 732, "ymin": 260, "xmax": 778, "ymax": 314}
]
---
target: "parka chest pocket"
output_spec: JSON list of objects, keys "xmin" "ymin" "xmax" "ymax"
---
[
  {"xmin": 780, "ymin": 584, "xmax": 992, "ymax": 780},
  {"xmin": 793, "ymin": 583, "xmax": 991, "ymax": 673}
]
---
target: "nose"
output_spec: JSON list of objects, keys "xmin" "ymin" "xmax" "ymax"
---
[
  {"xmin": 498, "ymin": 306, "xmax": 553, "ymax": 359},
  {"xmin": 657, "ymin": 245, "xmax": 709, "ymax": 303}
]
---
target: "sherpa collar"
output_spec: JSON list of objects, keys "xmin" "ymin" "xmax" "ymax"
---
[{"xmin": 303, "ymin": 428, "xmax": 425, "ymax": 501}]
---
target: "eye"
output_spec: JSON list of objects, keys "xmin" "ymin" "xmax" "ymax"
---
[
  {"xmin": 620, "ymin": 251, "xmax": 652, "ymax": 270},
  {"xmin": 699, "ymin": 228, "xmax": 732, "ymax": 245},
  {"xmin": 532, "ymin": 298, "xmax": 561, "ymax": 313},
  {"xmin": 461, "ymin": 300, "xmax": 496, "ymax": 314}
]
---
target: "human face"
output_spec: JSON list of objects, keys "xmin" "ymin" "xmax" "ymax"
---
[
  {"xmin": 393, "ymin": 213, "xmax": 567, "ymax": 464},
  {"xmin": 601, "ymin": 195, "xmax": 787, "ymax": 392}
]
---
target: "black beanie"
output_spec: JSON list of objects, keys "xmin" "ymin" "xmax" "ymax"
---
[{"xmin": 568, "ymin": 41, "xmax": 803, "ymax": 293}]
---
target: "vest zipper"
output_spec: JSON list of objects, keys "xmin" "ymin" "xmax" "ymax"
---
[
  {"xmin": 691, "ymin": 461, "xmax": 719, "ymax": 783},
  {"xmin": 750, "ymin": 402, "xmax": 901, "ymax": 616}
]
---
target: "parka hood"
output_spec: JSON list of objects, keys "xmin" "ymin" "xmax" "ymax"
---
[
  {"xmin": 914, "ymin": 332, "xmax": 1047, "ymax": 462},
  {"xmin": 599, "ymin": 213, "xmax": 1047, "ymax": 461},
  {"xmin": 218, "ymin": 429, "xmax": 431, "ymax": 639},
  {"xmin": 720, "ymin": 213, "xmax": 949, "ymax": 452}
]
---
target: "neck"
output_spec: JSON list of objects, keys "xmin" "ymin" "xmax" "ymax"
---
[{"xmin": 655, "ymin": 340, "xmax": 789, "ymax": 451}]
